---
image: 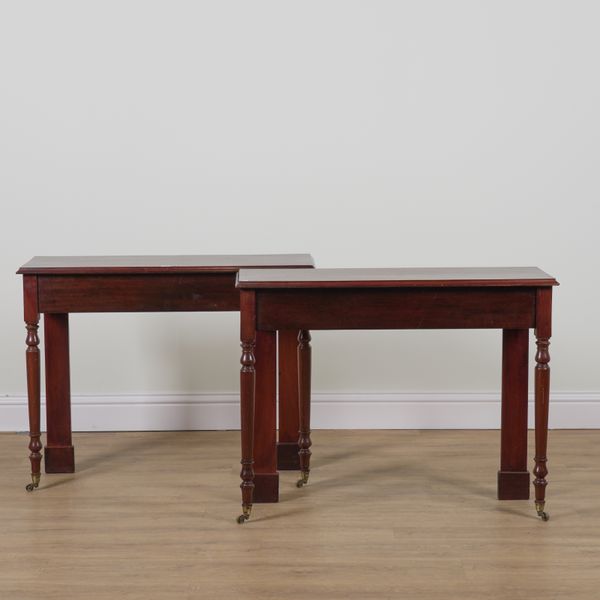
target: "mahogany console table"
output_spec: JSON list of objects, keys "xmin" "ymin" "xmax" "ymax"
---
[
  {"xmin": 236, "ymin": 267, "xmax": 558, "ymax": 523},
  {"xmin": 18, "ymin": 254, "xmax": 314, "ymax": 501}
]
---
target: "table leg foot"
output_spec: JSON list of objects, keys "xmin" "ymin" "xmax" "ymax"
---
[
  {"xmin": 277, "ymin": 442, "xmax": 300, "ymax": 470},
  {"xmin": 25, "ymin": 473, "xmax": 40, "ymax": 492},
  {"xmin": 253, "ymin": 473, "xmax": 279, "ymax": 503},
  {"xmin": 237, "ymin": 504, "xmax": 252, "ymax": 524},
  {"xmin": 497, "ymin": 470, "xmax": 530, "ymax": 500},
  {"xmin": 296, "ymin": 470, "xmax": 309, "ymax": 488},
  {"xmin": 44, "ymin": 445, "xmax": 75, "ymax": 473},
  {"xmin": 535, "ymin": 501, "xmax": 549, "ymax": 521}
]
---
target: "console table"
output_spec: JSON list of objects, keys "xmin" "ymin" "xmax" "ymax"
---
[
  {"xmin": 18, "ymin": 254, "xmax": 314, "ymax": 502},
  {"xmin": 236, "ymin": 267, "xmax": 558, "ymax": 523}
]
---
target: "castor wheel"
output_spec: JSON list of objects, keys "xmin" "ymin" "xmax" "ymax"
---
[
  {"xmin": 25, "ymin": 475, "xmax": 40, "ymax": 492},
  {"xmin": 236, "ymin": 505, "xmax": 252, "ymax": 524},
  {"xmin": 535, "ymin": 502, "xmax": 549, "ymax": 522},
  {"xmin": 296, "ymin": 471, "xmax": 309, "ymax": 488}
]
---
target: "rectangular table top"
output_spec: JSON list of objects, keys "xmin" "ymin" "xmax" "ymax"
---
[
  {"xmin": 237, "ymin": 267, "xmax": 558, "ymax": 288},
  {"xmin": 18, "ymin": 254, "xmax": 314, "ymax": 275}
]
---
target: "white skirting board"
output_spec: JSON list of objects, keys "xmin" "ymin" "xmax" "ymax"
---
[{"xmin": 0, "ymin": 392, "xmax": 598, "ymax": 432}]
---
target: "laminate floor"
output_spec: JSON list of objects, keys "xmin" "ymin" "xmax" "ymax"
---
[{"xmin": 0, "ymin": 430, "xmax": 597, "ymax": 600}]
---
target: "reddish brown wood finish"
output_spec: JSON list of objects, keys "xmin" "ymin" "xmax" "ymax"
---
[
  {"xmin": 533, "ymin": 288, "xmax": 552, "ymax": 520},
  {"xmin": 44, "ymin": 313, "xmax": 74, "ymax": 473},
  {"xmin": 18, "ymin": 254, "xmax": 314, "ymax": 274},
  {"xmin": 18, "ymin": 254, "xmax": 314, "ymax": 499},
  {"xmin": 297, "ymin": 330, "xmax": 312, "ymax": 488},
  {"xmin": 253, "ymin": 330, "xmax": 278, "ymax": 502},
  {"xmin": 38, "ymin": 274, "xmax": 240, "ymax": 313},
  {"xmin": 238, "ymin": 266, "xmax": 557, "ymax": 288},
  {"xmin": 277, "ymin": 330, "xmax": 301, "ymax": 470},
  {"xmin": 238, "ymin": 291, "xmax": 257, "ymax": 523},
  {"xmin": 23, "ymin": 276, "xmax": 42, "ymax": 491},
  {"xmin": 497, "ymin": 329, "xmax": 529, "ymax": 500},
  {"xmin": 237, "ymin": 267, "xmax": 558, "ymax": 522},
  {"xmin": 256, "ymin": 288, "xmax": 536, "ymax": 331}
]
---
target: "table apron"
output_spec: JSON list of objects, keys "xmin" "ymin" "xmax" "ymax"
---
[
  {"xmin": 256, "ymin": 287, "xmax": 537, "ymax": 330},
  {"xmin": 38, "ymin": 273, "xmax": 240, "ymax": 312}
]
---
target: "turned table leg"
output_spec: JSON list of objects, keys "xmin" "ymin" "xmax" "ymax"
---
[
  {"xmin": 238, "ymin": 291, "xmax": 256, "ymax": 523},
  {"xmin": 23, "ymin": 276, "xmax": 42, "ymax": 491},
  {"xmin": 44, "ymin": 313, "xmax": 75, "ymax": 473},
  {"xmin": 533, "ymin": 288, "xmax": 552, "ymax": 521},
  {"xmin": 296, "ymin": 330, "xmax": 312, "ymax": 488},
  {"xmin": 534, "ymin": 336, "xmax": 551, "ymax": 521}
]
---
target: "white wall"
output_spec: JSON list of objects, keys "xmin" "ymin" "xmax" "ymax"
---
[{"xmin": 1, "ymin": 2, "xmax": 599, "ymax": 429}]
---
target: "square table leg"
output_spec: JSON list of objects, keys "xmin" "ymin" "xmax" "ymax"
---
[
  {"xmin": 253, "ymin": 329, "xmax": 279, "ymax": 503},
  {"xmin": 497, "ymin": 329, "xmax": 530, "ymax": 500},
  {"xmin": 277, "ymin": 329, "xmax": 301, "ymax": 470},
  {"xmin": 44, "ymin": 313, "xmax": 75, "ymax": 473}
]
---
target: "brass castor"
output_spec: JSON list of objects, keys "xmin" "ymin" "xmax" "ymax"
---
[
  {"xmin": 236, "ymin": 505, "xmax": 252, "ymax": 524},
  {"xmin": 296, "ymin": 471, "xmax": 309, "ymax": 488},
  {"xmin": 535, "ymin": 501, "xmax": 550, "ymax": 522},
  {"xmin": 25, "ymin": 474, "xmax": 40, "ymax": 492}
]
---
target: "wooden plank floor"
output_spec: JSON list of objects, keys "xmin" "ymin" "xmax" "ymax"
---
[{"xmin": 1, "ymin": 430, "xmax": 598, "ymax": 600}]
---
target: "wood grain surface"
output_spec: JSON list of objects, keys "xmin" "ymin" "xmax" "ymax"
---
[
  {"xmin": 237, "ymin": 266, "xmax": 558, "ymax": 288},
  {"xmin": 1, "ymin": 429, "xmax": 595, "ymax": 600},
  {"xmin": 18, "ymin": 254, "xmax": 314, "ymax": 274}
]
